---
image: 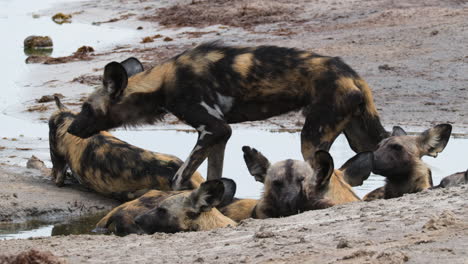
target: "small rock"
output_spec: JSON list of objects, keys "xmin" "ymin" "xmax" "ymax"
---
[
  {"xmin": 430, "ymin": 30, "xmax": 439, "ymax": 36},
  {"xmin": 337, "ymin": 239, "xmax": 350, "ymax": 249},
  {"xmin": 24, "ymin": 36, "xmax": 53, "ymax": 48},
  {"xmin": 163, "ymin": 36, "xmax": 173, "ymax": 41},
  {"xmin": 52, "ymin": 12, "xmax": 72, "ymax": 24},
  {"xmin": 141, "ymin": 36, "xmax": 154, "ymax": 43},
  {"xmin": 378, "ymin": 64, "xmax": 395, "ymax": 71},
  {"xmin": 75, "ymin": 46, "xmax": 95, "ymax": 55},
  {"xmin": 36, "ymin": 93, "xmax": 64, "ymax": 103},
  {"xmin": 254, "ymin": 231, "xmax": 275, "ymax": 239},
  {"xmin": 27, "ymin": 155, "xmax": 46, "ymax": 170},
  {"xmin": 137, "ymin": 26, "xmax": 143, "ymax": 30}
]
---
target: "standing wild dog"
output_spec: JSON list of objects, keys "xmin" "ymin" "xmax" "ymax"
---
[
  {"xmin": 49, "ymin": 96, "xmax": 204, "ymax": 201},
  {"xmin": 220, "ymin": 146, "xmax": 373, "ymax": 220},
  {"xmin": 67, "ymin": 42, "xmax": 388, "ymax": 190},
  {"xmin": 364, "ymin": 124, "xmax": 452, "ymax": 201},
  {"xmin": 94, "ymin": 179, "xmax": 237, "ymax": 235}
]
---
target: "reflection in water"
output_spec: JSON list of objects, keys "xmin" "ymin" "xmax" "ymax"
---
[
  {"xmin": 0, "ymin": 212, "xmax": 108, "ymax": 240},
  {"xmin": 0, "ymin": 220, "xmax": 51, "ymax": 240},
  {"xmin": 51, "ymin": 212, "xmax": 107, "ymax": 236}
]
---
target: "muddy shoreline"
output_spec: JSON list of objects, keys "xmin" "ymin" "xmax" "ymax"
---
[{"xmin": 0, "ymin": 0, "xmax": 467, "ymax": 263}]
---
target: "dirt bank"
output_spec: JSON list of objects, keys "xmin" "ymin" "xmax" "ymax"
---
[
  {"xmin": 0, "ymin": 165, "xmax": 117, "ymax": 223},
  {"xmin": 1, "ymin": 185, "xmax": 466, "ymax": 263}
]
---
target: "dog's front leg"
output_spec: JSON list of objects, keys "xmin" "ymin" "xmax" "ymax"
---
[
  {"xmin": 207, "ymin": 142, "xmax": 227, "ymax": 181},
  {"xmin": 171, "ymin": 105, "xmax": 232, "ymax": 190}
]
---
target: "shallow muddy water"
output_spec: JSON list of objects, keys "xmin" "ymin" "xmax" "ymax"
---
[
  {"xmin": 0, "ymin": 0, "xmax": 142, "ymax": 138},
  {"xmin": 0, "ymin": 212, "xmax": 106, "ymax": 240}
]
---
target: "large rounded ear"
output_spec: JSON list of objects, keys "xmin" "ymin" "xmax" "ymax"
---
[
  {"xmin": 242, "ymin": 146, "xmax": 271, "ymax": 183},
  {"xmin": 391, "ymin": 126, "xmax": 407, "ymax": 136},
  {"xmin": 309, "ymin": 150, "xmax": 334, "ymax": 190},
  {"xmin": 217, "ymin": 178, "xmax": 237, "ymax": 208},
  {"xmin": 120, "ymin": 57, "xmax": 144, "ymax": 77},
  {"xmin": 417, "ymin": 124, "xmax": 452, "ymax": 157},
  {"xmin": 189, "ymin": 180, "xmax": 225, "ymax": 213},
  {"xmin": 339, "ymin": 152, "xmax": 373, "ymax": 187},
  {"xmin": 103, "ymin": 62, "xmax": 128, "ymax": 102},
  {"xmin": 54, "ymin": 96, "xmax": 68, "ymax": 111}
]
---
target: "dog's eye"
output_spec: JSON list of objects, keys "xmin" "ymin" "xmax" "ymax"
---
[
  {"xmin": 273, "ymin": 180, "xmax": 283, "ymax": 188},
  {"xmin": 186, "ymin": 211, "xmax": 200, "ymax": 219},
  {"xmin": 82, "ymin": 103, "xmax": 94, "ymax": 116},
  {"xmin": 157, "ymin": 208, "xmax": 167, "ymax": 216},
  {"xmin": 390, "ymin": 144, "xmax": 402, "ymax": 151}
]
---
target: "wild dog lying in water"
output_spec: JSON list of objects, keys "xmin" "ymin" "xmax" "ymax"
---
[
  {"xmin": 94, "ymin": 179, "xmax": 237, "ymax": 235},
  {"xmin": 363, "ymin": 124, "xmax": 452, "ymax": 201},
  {"xmin": 67, "ymin": 42, "xmax": 388, "ymax": 190},
  {"xmin": 435, "ymin": 169, "xmax": 468, "ymax": 188},
  {"xmin": 220, "ymin": 146, "xmax": 373, "ymax": 220},
  {"xmin": 49, "ymin": 96, "xmax": 204, "ymax": 201}
]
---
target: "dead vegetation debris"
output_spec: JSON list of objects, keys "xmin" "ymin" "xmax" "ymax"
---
[
  {"xmin": 141, "ymin": 0, "xmax": 301, "ymax": 29},
  {"xmin": 0, "ymin": 249, "xmax": 66, "ymax": 264},
  {"xmin": 26, "ymin": 46, "xmax": 95, "ymax": 64},
  {"xmin": 26, "ymin": 104, "xmax": 49, "ymax": 112},
  {"xmin": 71, "ymin": 74, "xmax": 102, "ymax": 86}
]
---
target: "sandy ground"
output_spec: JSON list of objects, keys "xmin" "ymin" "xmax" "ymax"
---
[
  {"xmin": 1, "ymin": 186, "xmax": 467, "ymax": 263},
  {"xmin": 0, "ymin": 0, "xmax": 467, "ymax": 263},
  {"xmin": 0, "ymin": 165, "xmax": 117, "ymax": 222}
]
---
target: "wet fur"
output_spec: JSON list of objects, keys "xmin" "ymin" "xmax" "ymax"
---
[
  {"xmin": 95, "ymin": 188, "xmax": 236, "ymax": 235},
  {"xmin": 49, "ymin": 106, "xmax": 204, "ymax": 200}
]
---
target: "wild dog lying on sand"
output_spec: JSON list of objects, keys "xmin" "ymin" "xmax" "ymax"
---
[
  {"xmin": 220, "ymin": 146, "xmax": 373, "ymax": 220},
  {"xmin": 67, "ymin": 42, "xmax": 388, "ymax": 190},
  {"xmin": 49, "ymin": 96, "xmax": 204, "ymax": 201},
  {"xmin": 363, "ymin": 124, "xmax": 452, "ymax": 201},
  {"xmin": 435, "ymin": 169, "xmax": 468, "ymax": 188},
  {"xmin": 94, "ymin": 179, "xmax": 237, "ymax": 235}
]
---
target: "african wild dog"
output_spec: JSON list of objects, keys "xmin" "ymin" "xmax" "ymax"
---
[
  {"xmin": 49, "ymin": 96, "xmax": 204, "ymax": 201},
  {"xmin": 67, "ymin": 42, "xmax": 388, "ymax": 191},
  {"xmin": 435, "ymin": 169, "xmax": 468, "ymax": 188},
  {"xmin": 364, "ymin": 124, "xmax": 452, "ymax": 201},
  {"xmin": 220, "ymin": 146, "xmax": 373, "ymax": 220},
  {"xmin": 94, "ymin": 179, "xmax": 237, "ymax": 235}
]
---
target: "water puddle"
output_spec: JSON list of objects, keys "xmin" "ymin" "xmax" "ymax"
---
[{"xmin": 0, "ymin": 213, "xmax": 106, "ymax": 240}]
